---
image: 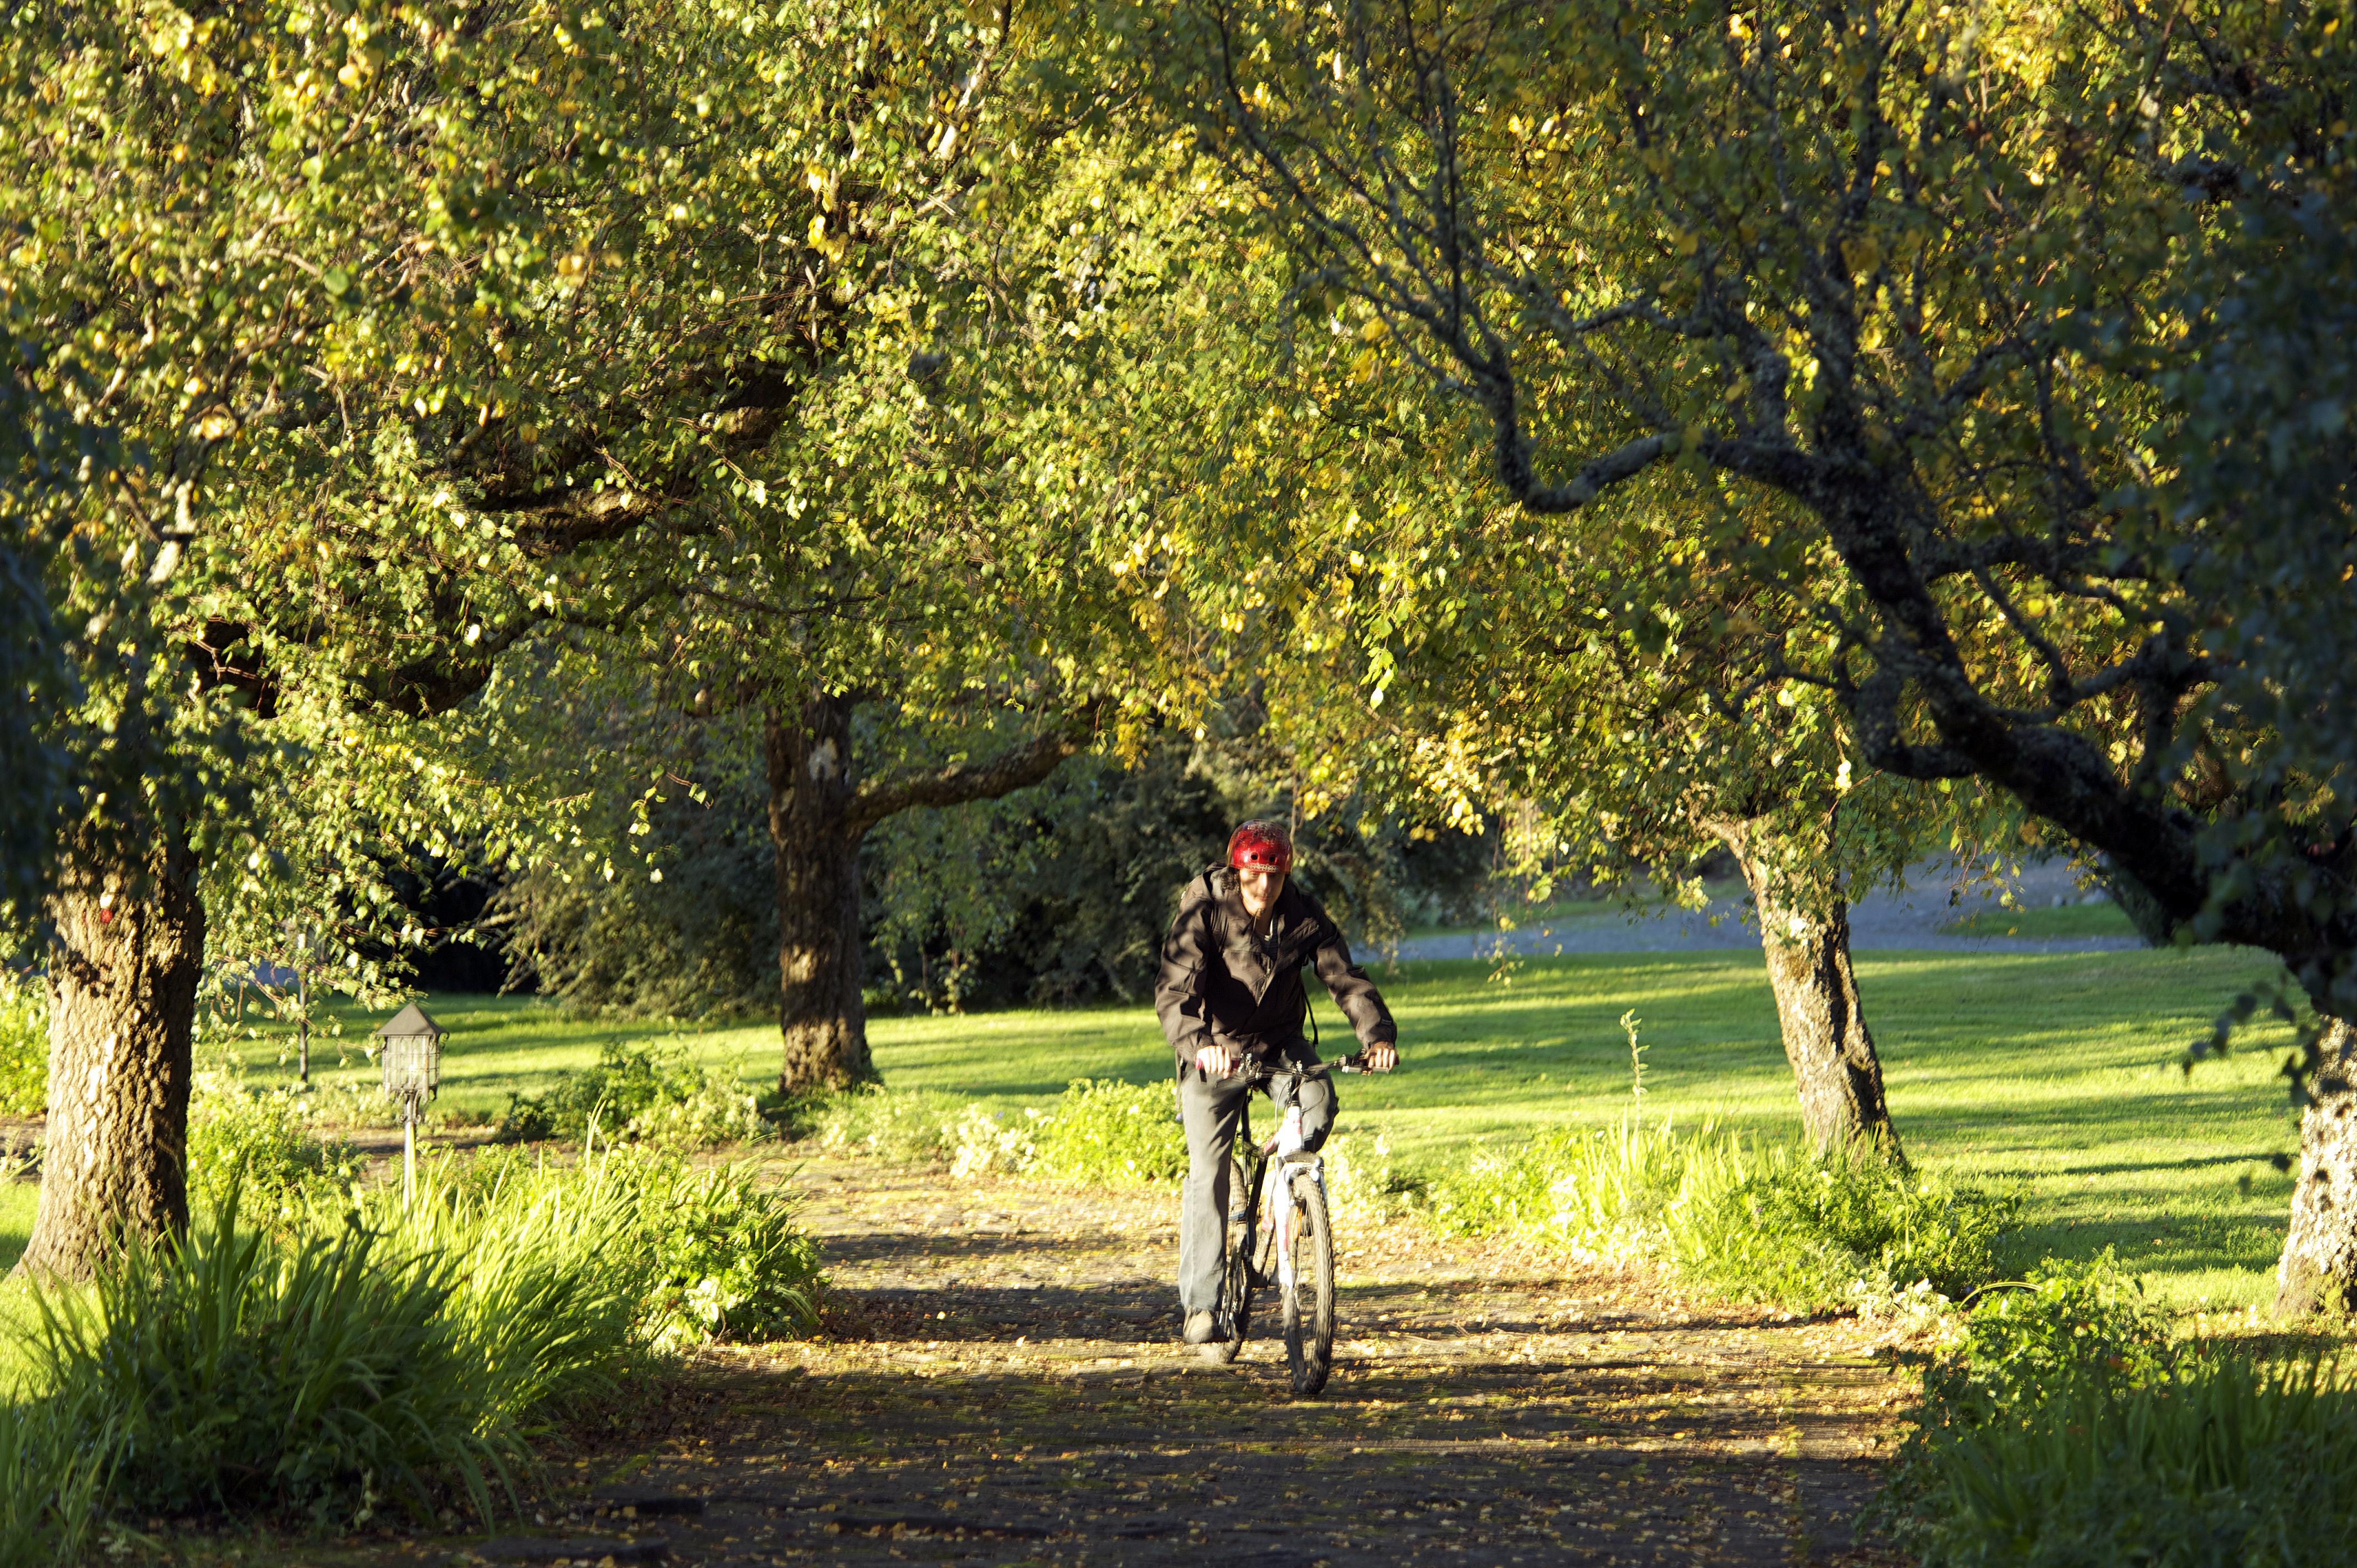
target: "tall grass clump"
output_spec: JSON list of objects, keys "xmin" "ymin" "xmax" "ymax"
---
[
  {"xmin": 1428, "ymin": 1116, "xmax": 2021, "ymax": 1310},
  {"xmin": 17, "ymin": 1180, "xmax": 513, "ymax": 1529},
  {"xmin": 0, "ymin": 1386, "xmax": 110, "ymax": 1568},
  {"xmin": 359, "ymin": 1149, "xmax": 656, "ymax": 1427},
  {"xmin": 1881, "ymin": 1258, "xmax": 2357, "ymax": 1566},
  {"xmin": 363, "ymin": 1142, "xmax": 823, "ymax": 1375},
  {"xmin": 0, "ymin": 1143, "xmax": 823, "ymax": 1552}
]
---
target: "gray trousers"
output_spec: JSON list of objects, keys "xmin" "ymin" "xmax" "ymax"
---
[{"xmin": 1176, "ymin": 1046, "xmax": 1336, "ymax": 1313}]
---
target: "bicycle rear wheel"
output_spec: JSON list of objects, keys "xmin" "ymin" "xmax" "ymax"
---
[
  {"xmin": 1280, "ymin": 1164, "xmax": 1336, "ymax": 1395},
  {"xmin": 1203, "ymin": 1152, "xmax": 1254, "ymax": 1363}
]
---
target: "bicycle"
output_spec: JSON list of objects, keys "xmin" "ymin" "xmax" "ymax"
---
[{"xmin": 1199, "ymin": 1050, "xmax": 1383, "ymax": 1396}]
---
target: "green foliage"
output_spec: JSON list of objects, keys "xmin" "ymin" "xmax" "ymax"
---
[
  {"xmin": 186, "ymin": 1070, "xmax": 364, "ymax": 1220},
  {"xmin": 492, "ymin": 720, "xmax": 779, "ymax": 1019},
  {"xmin": 495, "ymin": 1039, "xmax": 769, "ymax": 1149},
  {"xmin": 798, "ymin": 1083, "xmax": 980, "ymax": 1165},
  {"xmin": 797, "ymin": 1076, "xmax": 1189, "ymax": 1187},
  {"xmin": 1028, "ymin": 1079, "xmax": 1185, "ymax": 1187},
  {"xmin": 0, "ymin": 974, "xmax": 43, "ymax": 1116},
  {"xmin": 1913, "ymin": 1256, "xmax": 2176, "ymax": 1433},
  {"xmin": 0, "ymin": 1142, "xmax": 822, "ymax": 1548},
  {"xmin": 1428, "ymin": 1117, "xmax": 2021, "ymax": 1312},
  {"xmin": 1681, "ymin": 1151, "xmax": 2024, "ymax": 1311},
  {"xmin": 1130, "ymin": 0, "xmax": 2357, "ymax": 1022},
  {"xmin": 1882, "ymin": 1259, "xmax": 2357, "ymax": 1567},
  {"xmin": 0, "ymin": 1381, "xmax": 109, "ymax": 1568},
  {"xmin": 18, "ymin": 1183, "xmax": 511, "ymax": 1527},
  {"xmin": 639, "ymin": 1163, "xmax": 823, "ymax": 1348}
]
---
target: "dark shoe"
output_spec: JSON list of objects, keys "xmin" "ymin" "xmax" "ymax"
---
[{"xmin": 1182, "ymin": 1310, "xmax": 1217, "ymax": 1344}]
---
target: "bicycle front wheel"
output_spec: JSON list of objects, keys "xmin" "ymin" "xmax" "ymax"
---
[
  {"xmin": 1204, "ymin": 1152, "xmax": 1254, "ymax": 1364},
  {"xmin": 1279, "ymin": 1164, "xmax": 1335, "ymax": 1396}
]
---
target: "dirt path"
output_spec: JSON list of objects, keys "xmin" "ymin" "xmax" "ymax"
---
[{"xmin": 405, "ymin": 1151, "xmax": 1910, "ymax": 1567}]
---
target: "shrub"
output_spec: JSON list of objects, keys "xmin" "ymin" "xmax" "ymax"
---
[
  {"xmin": 1, "ymin": 1142, "xmax": 825, "ymax": 1552},
  {"xmin": 637, "ymin": 1161, "xmax": 824, "ymax": 1347},
  {"xmin": 1678, "ymin": 1147, "xmax": 2024, "ymax": 1310},
  {"xmin": 1323, "ymin": 1129, "xmax": 1424, "ymax": 1229},
  {"xmin": 186, "ymin": 1071, "xmax": 364, "ymax": 1220},
  {"xmin": 497, "ymin": 1039, "xmax": 769, "ymax": 1148},
  {"xmin": 804, "ymin": 1078, "xmax": 1183, "ymax": 1186},
  {"xmin": 18, "ymin": 1181, "xmax": 513, "ymax": 1528},
  {"xmin": 1912, "ymin": 1255, "xmax": 2174, "ymax": 1430},
  {"xmin": 948, "ymin": 1103, "xmax": 1039, "ymax": 1178},
  {"xmin": 801, "ymin": 1084, "xmax": 976, "ymax": 1163},
  {"xmin": 0, "ymin": 974, "xmax": 45, "ymax": 1116},
  {"xmin": 1427, "ymin": 1116, "xmax": 2022, "ymax": 1311},
  {"xmin": 1427, "ymin": 1115, "xmax": 1704, "ymax": 1265},
  {"xmin": 1029, "ymin": 1079, "xmax": 1186, "ymax": 1187},
  {"xmin": 1881, "ymin": 1259, "xmax": 2357, "ymax": 1567}
]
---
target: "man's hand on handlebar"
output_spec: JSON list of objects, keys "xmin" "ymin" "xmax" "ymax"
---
[
  {"xmin": 1363, "ymin": 1042, "xmax": 1398, "ymax": 1073},
  {"xmin": 1195, "ymin": 1043, "xmax": 1239, "ymax": 1078}
]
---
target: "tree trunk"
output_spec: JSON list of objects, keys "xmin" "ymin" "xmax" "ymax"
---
[
  {"xmin": 765, "ymin": 695, "xmax": 876, "ymax": 1093},
  {"xmin": 19, "ymin": 826, "xmax": 204, "ymax": 1280},
  {"xmin": 762, "ymin": 691, "xmax": 1093, "ymax": 1094},
  {"xmin": 2275, "ymin": 1015, "xmax": 2357, "ymax": 1317},
  {"xmin": 1711, "ymin": 819, "xmax": 1903, "ymax": 1160}
]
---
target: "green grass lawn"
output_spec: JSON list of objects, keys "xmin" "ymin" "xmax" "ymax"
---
[
  {"xmin": 1404, "ymin": 877, "xmax": 1745, "ymax": 940},
  {"xmin": 0, "ymin": 944, "xmax": 2309, "ymax": 1313},
  {"xmin": 0, "ymin": 1184, "xmax": 33, "ymax": 1274},
  {"xmin": 1939, "ymin": 901, "xmax": 2142, "ymax": 940}
]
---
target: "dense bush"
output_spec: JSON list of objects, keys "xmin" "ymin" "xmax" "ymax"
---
[
  {"xmin": 637, "ymin": 1161, "xmax": 824, "ymax": 1347},
  {"xmin": 186, "ymin": 1071, "xmax": 364, "ymax": 1220},
  {"xmin": 1028, "ymin": 1079, "xmax": 1186, "ymax": 1187},
  {"xmin": 1881, "ymin": 1258, "xmax": 2357, "ymax": 1567},
  {"xmin": 0, "ymin": 1143, "xmax": 823, "ymax": 1554},
  {"xmin": 1427, "ymin": 1117, "xmax": 2023, "ymax": 1311},
  {"xmin": 496, "ymin": 1038, "xmax": 769, "ymax": 1148},
  {"xmin": 0, "ymin": 973, "xmax": 44, "ymax": 1116},
  {"xmin": 19, "ymin": 1182, "xmax": 513, "ymax": 1528}
]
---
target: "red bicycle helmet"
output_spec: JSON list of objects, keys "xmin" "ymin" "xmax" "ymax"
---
[{"xmin": 1226, "ymin": 819, "xmax": 1294, "ymax": 874}]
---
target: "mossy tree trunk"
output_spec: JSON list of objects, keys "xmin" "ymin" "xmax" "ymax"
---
[
  {"xmin": 1709, "ymin": 817, "xmax": 1902, "ymax": 1161},
  {"xmin": 18, "ymin": 826, "xmax": 204, "ymax": 1281}
]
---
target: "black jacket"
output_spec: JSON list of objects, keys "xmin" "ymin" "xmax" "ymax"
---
[{"xmin": 1154, "ymin": 867, "xmax": 1397, "ymax": 1075}]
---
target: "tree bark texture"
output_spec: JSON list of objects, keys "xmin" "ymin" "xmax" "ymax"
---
[
  {"xmin": 766, "ymin": 694, "xmax": 875, "ymax": 1094},
  {"xmin": 1711, "ymin": 820, "xmax": 1903, "ymax": 1160},
  {"xmin": 19, "ymin": 827, "xmax": 204, "ymax": 1280},
  {"xmin": 2276, "ymin": 1015, "xmax": 2357, "ymax": 1316}
]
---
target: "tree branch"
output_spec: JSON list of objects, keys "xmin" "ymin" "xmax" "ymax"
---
[{"xmin": 844, "ymin": 702, "xmax": 1100, "ymax": 838}]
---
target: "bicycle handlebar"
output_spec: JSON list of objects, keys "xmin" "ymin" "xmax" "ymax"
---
[{"xmin": 1230, "ymin": 1049, "xmax": 1390, "ymax": 1083}]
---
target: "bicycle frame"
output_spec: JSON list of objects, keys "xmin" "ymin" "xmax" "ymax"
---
[{"xmin": 1228, "ymin": 1052, "xmax": 1365, "ymax": 1294}]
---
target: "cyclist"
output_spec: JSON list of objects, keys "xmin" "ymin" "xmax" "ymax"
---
[{"xmin": 1155, "ymin": 819, "xmax": 1399, "ymax": 1344}]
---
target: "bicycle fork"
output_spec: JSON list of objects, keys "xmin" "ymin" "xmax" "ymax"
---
[{"xmin": 1264, "ymin": 1104, "xmax": 1324, "ymax": 1296}]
